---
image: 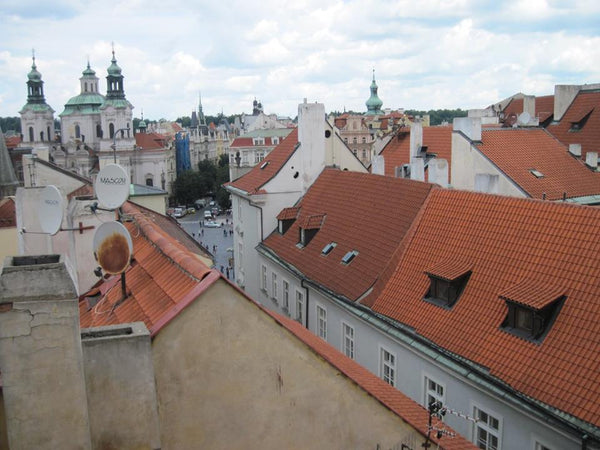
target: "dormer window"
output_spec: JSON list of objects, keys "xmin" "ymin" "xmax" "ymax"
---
[
  {"xmin": 297, "ymin": 214, "xmax": 325, "ymax": 247},
  {"xmin": 253, "ymin": 137, "xmax": 265, "ymax": 146},
  {"xmin": 569, "ymin": 108, "xmax": 593, "ymax": 132},
  {"xmin": 424, "ymin": 258, "xmax": 472, "ymax": 308},
  {"xmin": 499, "ymin": 279, "xmax": 565, "ymax": 342},
  {"xmin": 276, "ymin": 207, "xmax": 299, "ymax": 234}
]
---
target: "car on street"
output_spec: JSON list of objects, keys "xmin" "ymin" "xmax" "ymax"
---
[
  {"xmin": 204, "ymin": 220, "xmax": 222, "ymax": 228},
  {"xmin": 172, "ymin": 207, "xmax": 186, "ymax": 218},
  {"xmin": 204, "ymin": 210, "xmax": 213, "ymax": 219}
]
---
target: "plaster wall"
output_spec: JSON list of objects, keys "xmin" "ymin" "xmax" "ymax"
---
[
  {"xmin": 152, "ymin": 279, "xmax": 425, "ymax": 449},
  {"xmin": 0, "ymin": 256, "xmax": 91, "ymax": 449},
  {"xmin": 61, "ymin": 115, "xmax": 101, "ymax": 149},
  {"xmin": 129, "ymin": 195, "xmax": 167, "ymax": 215},
  {"xmin": 257, "ymin": 254, "xmax": 581, "ymax": 450},
  {"xmin": 21, "ymin": 154, "xmax": 87, "ymax": 191},
  {"xmin": 325, "ymin": 123, "xmax": 367, "ymax": 174},
  {"xmin": 450, "ymin": 131, "xmax": 526, "ymax": 198},
  {"xmin": 0, "ymin": 228, "xmax": 17, "ymax": 263},
  {"xmin": 81, "ymin": 322, "xmax": 161, "ymax": 450}
]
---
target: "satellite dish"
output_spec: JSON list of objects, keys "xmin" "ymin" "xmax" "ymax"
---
[
  {"xmin": 95, "ymin": 164, "xmax": 130, "ymax": 209},
  {"xmin": 93, "ymin": 221, "xmax": 133, "ymax": 275},
  {"xmin": 517, "ymin": 111, "xmax": 531, "ymax": 125},
  {"xmin": 38, "ymin": 185, "xmax": 64, "ymax": 235}
]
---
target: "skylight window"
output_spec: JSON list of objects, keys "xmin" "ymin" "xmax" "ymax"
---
[
  {"xmin": 321, "ymin": 242, "xmax": 337, "ymax": 255},
  {"xmin": 341, "ymin": 250, "xmax": 358, "ymax": 265},
  {"xmin": 260, "ymin": 161, "xmax": 270, "ymax": 170},
  {"xmin": 529, "ymin": 169, "xmax": 544, "ymax": 178}
]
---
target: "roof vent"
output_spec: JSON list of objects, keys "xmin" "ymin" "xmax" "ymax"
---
[{"xmin": 568, "ymin": 143, "xmax": 582, "ymax": 157}]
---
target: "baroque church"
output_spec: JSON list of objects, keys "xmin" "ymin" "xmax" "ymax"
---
[{"xmin": 18, "ymin": 50, "xmax": 174, "ymax": 193}]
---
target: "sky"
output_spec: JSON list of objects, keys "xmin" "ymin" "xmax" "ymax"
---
[{"xmin": 1, "ymin": 0, "xmax": 599, "ymax": 122}]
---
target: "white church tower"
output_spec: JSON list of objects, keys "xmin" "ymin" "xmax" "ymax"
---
[{"xmin": 19, "ymin": 52, "xmax": 55, "ymax": 148}]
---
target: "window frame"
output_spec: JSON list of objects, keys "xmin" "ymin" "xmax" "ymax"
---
[
  {"xmin": 260, "ymin": 265, "xmax": 267, "ymax": 293},
  {"xmin": 316, "ymin": 304, "xmax": 327, "ymax": 341},
  {"xmin": 342, "ymin": 321, "xmax": 355, "ymax": 359},
  {"xmin": 423, "ymin": 374, "xmax": 446, "ymax": 410},
  {"xmin": 282, "ymin": 279, "xmax": 290, "ymax": 314},
  {"xmin": 379, "ymin": 345, "xmax": 396, "ymax": 387},
  {"xmin": 295, "ymin": 289, "xmax": 304, "ymax": 325},
  {"xmin": 472, "ymin": 403, "xmax": 503, "ymax": 450},
  {"xmin": 271, "ymin": 272, "xmax": 278, "ymax": 303}
]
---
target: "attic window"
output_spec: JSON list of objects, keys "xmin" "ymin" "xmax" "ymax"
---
[
  {"xmin": 424, "ymin": 258, "xmax": 472, "ymax": 309},
  {"xmin": 499, "ymin": 279, "xmax": 565, "ymax": 342},
  {"xmin": 298, "ymin": 214, "xmax": 325, "ymax": 247},
  {"xmin": 529, "ymin": 169, "xmax": 544, "ymax": 178},
  {"xmin": 260, "ymin": 161, "xmax": 270, "ymax": 170},
  {"xmin": 321, "ymin": 242, "xmax": 337, "ymax": 255},
  {"xmin": 276, "ymin": 207, "xmax": 299, "ymax": 234},
  {"xmin": 569, "ymin": 108, "xmax": 593, "ymax": 132},
  {"xmin": 341, "ymin": 250, "xmax": 358, "ymax": 265}
]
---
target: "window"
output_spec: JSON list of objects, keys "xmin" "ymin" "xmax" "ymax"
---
[
  {"xmin": 424, "ymin": 376, "xmax": 445, "ymax": 409},
  {"xmin": 28, "ymin": 127, "xmax": 34, "ymax": 142},
  {"xmin": 424, "ymin": 271, "xmax": 471, "ymax": 309},
  {"xmin": 109, "ymin": 123, "xmax": 115, "ymax": 139},
  {"xmin": 380, "ymin": 347, "xmax": 396, "ymax": 386},
  {"xmin": 362, "ymin": 136, "xmax": 367, "ymax": 143},
  {"xmin": 271, "ymin": 272, "xmax": 278, "ymax": 302},
  {"xmin": 342, "ymin": 322, "xmax": 354, "ymax": 359},
  {"xmin": 272, "ymin": 137, "xmax": 279, "ymax": 145},
  {"xmin": 96, "ymin": 124, "xmax": 102, "ymax": 138},
  {"xmin": 253, "ymin": 137, "xmax": 265, "ymax": 146},
  {"xmin": 534, "ymin": 441, "xmax": 553, "ymax": 450},
  {"xmin": 317, "ymin": 305, "xmax": 327, "ymax": 340},
  {"xmin": 321, "ymin": 242, "xmax": 336, "ymax": 255},
  {"xmin": 473, "ymin": 406, "xmax": 502, "ymax": 450},
  {"xmin": 282, "ymin": 280, "xmax": 289, "ymax": 313},
  {"xmin": 362, "ymin": 149, "xmax": 367, "ymax": 159},
  {"xmin": 261, "ymin": 265, "xmax": 267, "ymax": 292},
  {"xmin": 145, "ymin": 177, "xmax": 153, "ymax": 186},
  {"xmin": 256, "ymin": 152, "xmax": 265, "ymax": 163},
  {"xmin": 295, "ymin": 290, "xmax": 304, "ymax": 324},
  {"xmin": 341, "ymin": 250, "xmax": 358, "ymax": 265}
]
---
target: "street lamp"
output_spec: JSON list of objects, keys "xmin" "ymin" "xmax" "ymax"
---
[{"xmin": 112, "ymin": 124, "xmax": 130, "ymax": 163}]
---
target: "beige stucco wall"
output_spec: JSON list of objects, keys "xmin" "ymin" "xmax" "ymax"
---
[
  {"xmin": 129, "ymin": 195, "xmax": 167, "ymax": 215},
  {"xmin": 152, "ymin": 279, "xmax": 422, "ymax": 449},
  {"xmin": 0, "ymin": 228, "xmax": 17, "ymax": 263}
]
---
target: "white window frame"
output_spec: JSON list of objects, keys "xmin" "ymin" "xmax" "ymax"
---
[
  {"xmin": 316, "ymin": 304, "xmax": 327, "ymax": 340},
  {"xmin": 532, "ymin": 436, "xmax": 554, "ymax": 450},
  {"xmin": 379, "ymin": 346, "xmax": 396, "ymax": 387},
  {"xmin": 341, "ymin": 321, "xmax": 354, "ymax": 359},
  {"xmin": 423, "ymin": 374, "xmax": 445, "ymax": 409},
  {"xmin": 261, "ymin": 265, "xmax": 267, "ymax": 292},
  {"xmin": 472, "ymin": 403, "xmax": 503, "ymax": 450},
  {"xmin": 282, "ymin": 279, "xmax": 289, "ymax": 314},
  {"xmin": 272, "ymin": 137, "xmax": 279, "ymax": 145},
  {"xmin": 271, "ymin": 272, "xmax": 278, "ymax": 302},
  {"xmin": 295, "ymin": 289, "xmax": 304, "ymax": 325}
]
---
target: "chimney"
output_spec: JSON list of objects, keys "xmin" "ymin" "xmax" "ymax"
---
[
  {"xmin": 568, "ymin": 143, "xmax": 582, "ymax": 157},
  {"xmin": 428, "ymin": 159, "xmax": 449, "ymax": 187},
  {"xmin": 410, "ymin": 157, "xmax": 425, "ymax": 182},
  {"xmin": 523, "ymin": 95, "xmax": 535, "ymax": 118},
  {"xmin": 371, "ymin": 155, "xmax": 385, "ymax": 175},
  {"xmin": 0, "ymin": 255, "xmax": 92, "ymax": 449},
  {"xmin": 554, "ymin": 85, "xmax": 582, "ymax": 122},
  {"xmin": 409, "ymin": 122, "xmax": 423, "ymax": 159},
  {"xmin": 298, "ymin": 101, "xmax": 326, "ymax": 193},
  {"xmin": 585, "ymin": 151, "xmax": 598, "ymax": 169},
  {"xmin": 453, "ymin": 117, "xmax": 482, "ymax": 141}
]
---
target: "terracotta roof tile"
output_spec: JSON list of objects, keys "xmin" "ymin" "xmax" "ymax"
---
[
  {"xmin": 262, "ymin": 169, "xmax": 435, "ymax": 301},
  {"xmin": 476, "ymin": 127, "xmax": 600, "ymax": 200},
  {"xmin": 276, "ymin": 207, "xmax": 299, "ymax": 220},
  {"xmin": 227, "ymin": 128, "xmax": 298, "ymax": 195},
  {"xmin": 371, "ymin": 189, "xmax": 600, "ymax": 427},
  {"xmin": 135, "ymin": 132, "xmax": 169, "ymax": 150},
  {"xmin": 499, "ymin": 278, "xmax": 564, "ymax": 310},
  {"xmin": 547, "ymin": 91, "xmax": 600, "ymax": 161},
  {"xmin": 79, "ymin": 202, "xmax": 213, "ymax": 331},
  {"xmin": 503, "ymin": 95, "xmax": 554, "ymax": 123},
  {"xmin": 380, "ymin": 126, "xmax": 452, "ymax": 182},
  {"xmin": 425, "ymin": 256, "xmax": 472, "ymax": 281},
  {"xmin": 299, "ymin": 213, "xmax": 325, "ymax": 229}
]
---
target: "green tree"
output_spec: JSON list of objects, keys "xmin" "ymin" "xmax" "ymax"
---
[
  {"xmin": 215, "ymin": 154, "xmax": 231, "ymax": 209},
  {"xmin": 0, "ymin": 117, "xmax": 21, "ymax": 134},
  {"xmin": 176, "ymin": 116, "xmax": 191, "ymax": 128},
  {"xmin": 173, "ymin": 170, "xmax": 204, "ymax": 206}
]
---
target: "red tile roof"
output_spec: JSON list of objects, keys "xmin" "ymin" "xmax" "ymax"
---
[
  {"xmin": 262, "ymin": 169, "xmax": 435, "ymax": 301},
  {"xmin": 226, "ymin": 128, "xmax": 298, "ymax": 195},
  {"xmin": 503, "ymin": 95, "xmax": 554, "ymax": 123},
  {"xmin": 380, "ymin": 126, "xmax": 452, "ymax": 182},
  {"xmin": 263, "ymin": 307, "xmax": 476, "ymax": 450},
  {"xmin": 476, "ymin": 127, "xmax": 600, "ymax": 200},
  {"xmin": 370, "ymin": 189, "xmax": 600, "ymax": 427},
  {"xmin": 230, "ymin": 136, "xmax": 280, "ymax": 148},
  {"xmin": 498, "ymin": 278, "xmax": 564, "ymax": 310},
  {"xmin": 547, "ymin": 91, "xmax": 600, "ymax": 160},
  {"xmin": 0, "ymin": 198, "xmax": 16, "ymax": 228},
  {"xmin": 79, "ymin": 202, "xmax": 213, "ymax": 332},
  {"xmin": 68, "ymin": 184, "xmax": 93, "ymax": 200},
  {"xmin": 135, "ymin": 132, "xmax": 169, "ymax": 150},
  {"xmin": 276, "ymin": 207, "xmax": 299, "ymax": 220},
  {"xmin": 4, "ymin": 135, "xmax": 21, "ymax": 149}
]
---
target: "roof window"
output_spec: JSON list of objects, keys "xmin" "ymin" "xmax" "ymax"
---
[
  {"xmin": 276, "ymin": 207, "xmax": 299, "ymax": 234},
  {"xmin": 297, "ymin": 214, "xmax": 325, "ymax": 247},
  {"xmin": 424, "ymin": 258, "xmax": 472, "ymax": 309},
  {"xmin": 569, "ymin": 108, "xmax": 593, "ymax": 132},
  {"xmin": 529, "ymin": 169, "xmax": 544, "ymax": 178},
  {"xmin": 499, "ymin": 279, "xmax": 565, "ymax": 342},
  {"xmin": 260, "ymin": 161, "xmax": 270, "ymax": 170},
  {"xmin": 321, "ymin": 242, "xmax": 337, "ymax": 255},
  {"xmin": 341, "ymin": 250, "xmax": 358, "ymax": 265}
]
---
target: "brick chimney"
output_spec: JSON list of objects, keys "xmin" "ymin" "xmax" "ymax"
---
[{"xmin": 0, "ymin": 254, "xmax": 92, "ymax": 449}]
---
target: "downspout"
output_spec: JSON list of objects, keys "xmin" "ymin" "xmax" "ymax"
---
[{"xmin": 301, "ymin": 278, "xmax": 310, "ymax": 330}]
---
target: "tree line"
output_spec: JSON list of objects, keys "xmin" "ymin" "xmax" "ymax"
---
[{"xmin": 173, "ymin": 154, "xmax": 231, "ymax": 209}]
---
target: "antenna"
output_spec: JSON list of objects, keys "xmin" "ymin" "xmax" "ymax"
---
[
  {"xmin": 38, "ymin": 185, "xmax": 64, "ymax": 235},
  {"xmin": 94, "ymin": 163, "xmax": 130, "ymax": 210}
]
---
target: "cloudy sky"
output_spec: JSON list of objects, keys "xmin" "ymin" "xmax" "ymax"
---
[{"xmin": 1, "ymin": 0, "xmax": 599, "ymax": 121}]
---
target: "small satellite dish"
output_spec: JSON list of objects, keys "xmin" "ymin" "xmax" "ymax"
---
[
  {"xmin": 93, "ymin": 221, "xmax": 133, "ymax": 275},
  {"xmin": 517, "ymin": 111, "xmax": 531, "ymax": 125},
  {"xmin": 38, "ymin": 185, "xmax": 64, "ymax": 235},
  {"xmin": 95, "ymin": 163, "xmax": 130, "ymax": 209}
]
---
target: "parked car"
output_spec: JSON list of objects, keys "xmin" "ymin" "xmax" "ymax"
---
[
  {"xmin": 194, "ymin": 199, "xmax": 206, "ymax": 209},
  {"xmin": 172, "ymin": 207, "xmax": 186, "ymax": 218},
  {"xmin": 209, "ymin": 201, "xmax": 216, "ymax": 207},
  {"xmin": 204, "ymin": 220, "xmax": 222, "ymax": 228},
  {"xmin": 203, "ymin": 210, "xmax": 213, "ymax": 219},
  {"xmin": 211, "ymin": 207, "xmax": 222, "ymax": 216}
]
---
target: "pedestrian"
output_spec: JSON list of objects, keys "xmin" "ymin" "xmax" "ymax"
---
[
  {"xmin": 192, "ymin": 232, "xmax": 195, "ymax": 238},
  {"xmin": 226, "ymin": 267, "xmax": 230, "ymax": 279},
  {"xmin": 223, "ymin": 228, "xmax": 227, "ymax": 237},
  {"xmin": 220, "ymin": 265, "xmax": 224, "ymax": 273}
]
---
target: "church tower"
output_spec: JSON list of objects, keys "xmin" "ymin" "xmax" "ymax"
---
[
  {"xmin": 365, "ymin": 69, "xmax": 384, "ymax": 116},
  {"xmin": 19, "ymin": 52, "xmax": 55, "ymax": 145},
  {"xmin": 99, "ymin": 47, "xmax": 134, "ymax": 155}
]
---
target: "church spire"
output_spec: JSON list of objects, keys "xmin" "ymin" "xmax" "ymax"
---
[
  {"xmin": 106, "ymin": 45, "xmax": 125, "ymax": 100},
  {"xmin": 198, "ymin": 91, "xmax": 206, "ymax": 126},
  {"xmin": 365, "ymin": 68, "xmax": 383, "ymax": 116}
]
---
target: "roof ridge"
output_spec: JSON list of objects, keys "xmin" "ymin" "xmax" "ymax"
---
[{"xmin": 122, "ymin": 202, "xmax": 211, "ymax": 281}]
